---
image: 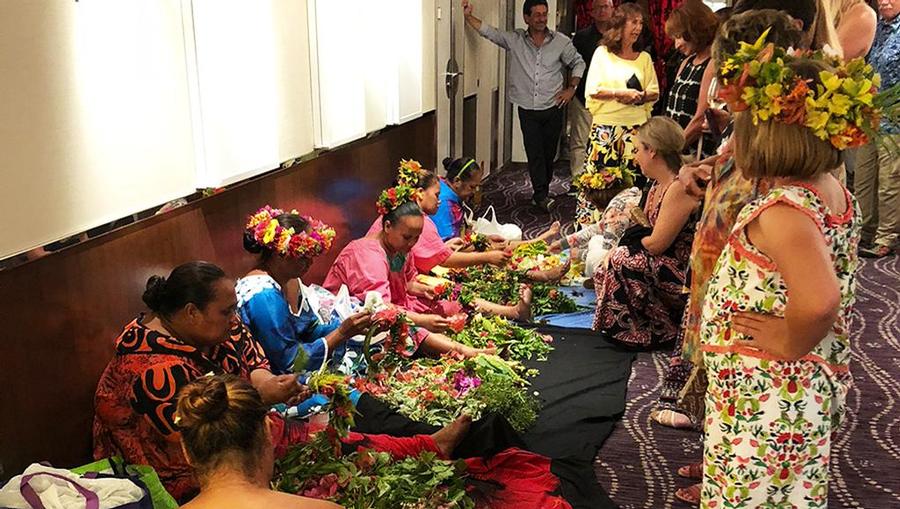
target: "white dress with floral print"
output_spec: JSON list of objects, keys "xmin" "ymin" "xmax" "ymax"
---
[{"xmin": 699, "ymin": 184, "xmax": 860, "ymax": 509}]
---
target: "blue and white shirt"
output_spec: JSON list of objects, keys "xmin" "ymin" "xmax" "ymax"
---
[
  {"xmin": 236, "ymin": 274, "xmax": 338, "ymax": 375},
  {"xmin": 870, "ymin": 13, "xmax": 900, "ymax": 133}
]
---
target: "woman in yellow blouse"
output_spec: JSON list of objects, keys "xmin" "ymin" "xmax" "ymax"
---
[{"xmin": 576, "ymin": 3, "xmax": 659, "ymax": 225}]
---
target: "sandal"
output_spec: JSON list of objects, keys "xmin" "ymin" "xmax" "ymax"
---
[
  {"xmin": 650, "ymin": 409, "xmax": 694, "ymax": 429},
  {"xmin": 677, "ymin": 462, "xmax": 703, "ymax": 480},
  {"xmin": 674, "ymin": 483, "xmax": 701, "ymax": 505},
  {"xmin": 860, "ymin": 245, "xmax": 893, "ymax": 258}
]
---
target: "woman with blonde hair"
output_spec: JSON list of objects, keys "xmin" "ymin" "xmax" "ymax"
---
[{"xmin": 592, "ymin": 116, "xmax": 700, "ymax": 349}]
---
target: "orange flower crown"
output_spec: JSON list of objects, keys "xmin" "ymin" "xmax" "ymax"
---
[
  {"xmin": 245, "ymin": 205, "xmax": 336, "ymax": 258},
  {"xmin": 718, "ymin": 29, "xmax": 884, "ymax": 150},
  {"xmin": 376, "ymin": 185, "xmax": 420, "ymax": 216}
]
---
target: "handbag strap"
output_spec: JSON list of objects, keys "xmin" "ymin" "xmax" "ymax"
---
[{"xmin": 20, "ymin": 472, "xmax": 100, "ymax": 509}]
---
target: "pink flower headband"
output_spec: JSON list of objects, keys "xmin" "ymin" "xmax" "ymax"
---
[{"xmin": 245, "ymin": 205, "xmax": 336, "ymax": 258}]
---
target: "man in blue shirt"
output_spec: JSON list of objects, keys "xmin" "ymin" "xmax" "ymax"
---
[
  {"xmin": 858, "ymin": 0, "xmax": 900, "ymax": 257},
  {"xmin": 464, "ymin": 0, "xmax": 585, "ymax": 212}
]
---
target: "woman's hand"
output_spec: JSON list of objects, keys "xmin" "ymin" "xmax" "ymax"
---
[
  {"xmin": 732, "ymin": 312, "xmax": 792, "ymax": 359},
  {"xmin": 618, "ymin": 90, "xmax": 643, "ymax": 104},
  {"xmin": 457, "ymin": 344, "xmax": 497, "ymax": 358},
  {"xmin": 338, "ymin": 311, "xmax": 374, "ymax": 339},
  {"xmin": 445, "ymin": 237, "xmax": 467, "ymax": 251},
  {"xmin": 256, "ymin": 373, "xmax": 308, "ymax": 406},
  {"xmin": 548, "ymin": 240, "xmax": 563, "ymax": 253},
  {"xmin": 678, "ymin": 163, "xmax": 712, "ymax": 199},
  {"xmin": 484, "ymin": 249, "xmax": 511, "ymax": 267},
  {"xmin": 419, "ymin": 314, "xmax": 452, "ymax": 333}
]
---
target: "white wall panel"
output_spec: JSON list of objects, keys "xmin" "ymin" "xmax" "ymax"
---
[{"xmin": 0, "ymin": 0, "xmax": 196, "ymax": 258}]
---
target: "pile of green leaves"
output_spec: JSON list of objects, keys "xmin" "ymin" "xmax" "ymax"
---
[
  {"xmin": 361, "ymin": 354, "xmax": 540, "ymax": 432},
  {"xmin": 452, "ymin": 314, "xmax": 553, "ymax": 361},
  {"xmin": 274, "ymin": 433, "xmax": 473, "ymax": 509},
  {"xmin": 532, "ymin": 284, "xmax": 580, "ymax": 316},
  {"xmin": 446, "ymin": 265, "xmax": 580, "ymax": 316}
]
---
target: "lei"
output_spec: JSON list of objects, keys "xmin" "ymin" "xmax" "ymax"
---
[
  {"xmin": 375, "ymin": 184, "xmax": 419, "ymax": 216},
  {"xmin": 718, "ymin": 29, "xmax": 883, "ymax": 150},
  {"xmin": 245, "ymin": 205, "xmax": 336, "ymax": 258}
]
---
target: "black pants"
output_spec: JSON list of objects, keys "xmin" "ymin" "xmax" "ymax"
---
[{"xmin": 518, "ymin": 106, "xmax": 564, "ymax": 202}]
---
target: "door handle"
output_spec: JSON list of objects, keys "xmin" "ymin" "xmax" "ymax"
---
[{"xmin": 443, "ymin": 71, "xmax": 464, "ymax": 78}]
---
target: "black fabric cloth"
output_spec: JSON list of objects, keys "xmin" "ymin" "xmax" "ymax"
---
[
  {"xmin": 518, "ymin": 106, "xmax": 565, "ymax": 202},
  {"xmin": 619, "ymin": 225, "xmax": 654, "ymax": 255},
  {"xmin": 572, "ymin": 24, "xmax": 602, "ymax": 103},
  {"xmin": 523, "ymin": 325, "xmax": 634, "ymax": 461}
]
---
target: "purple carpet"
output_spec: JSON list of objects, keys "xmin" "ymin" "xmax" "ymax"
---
[{"xmin": 479, "ymin": 163, "xmax": 900, "ymax": 509}]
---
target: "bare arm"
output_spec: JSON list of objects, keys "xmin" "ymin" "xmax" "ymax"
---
[
  {"xmin": 641, "ymin": 181, "xmax": 698, "ymax": 255},
  {"xmin": 443, "ymin": 249, "xmax": 510, "ymax": 268},
  {"xmin": 836, "ymin": 3, "xmax": 877, "ymax": 59},
  {"xmin": 682, "ymin": 60, "xmax": 716, "ymax": 144},
  {"xmin": 735, "ymin": 204, "xmax": 841, "ymax": 360}
]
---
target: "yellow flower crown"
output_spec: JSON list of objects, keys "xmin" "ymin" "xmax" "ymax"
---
[
  {"xmin": 575, "ymin": 164, "xmax": 636, "ymax": 192},
  {"xmin": 395, "ymin": 159, "xmax": 429, "ymax": 188},
  {"xmin": 718, "ymin": 29, "xmax": 883, "ymax": 150},
  {"xmin": 245, "ymin": 206, "xmax": 336, "ymax": 258}
]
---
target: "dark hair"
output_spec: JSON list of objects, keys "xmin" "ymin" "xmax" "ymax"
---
[
  {"xmin": 602, "ymin": 3, "xmax": 645, "ymax": 54},
  {"xmin": 442, "ymin": 157, "xmax": 480, "ymax": 182},
  {"xmin": 176, "ymin": 375, "xmax": 269, "ymax": 481},
  {"xmin": 382, "ymin": 200, "xmax": 422, "ymax": 227},
  {"xmin": 142, "ymin": 261, "xmax": 226, "ymax": 317},
  {"xmin": 732, "ymin": 0, "xmax": 816, "ymax": 30},
  {"xmin": 523, "ymin": 0, "xmax": 548, "ymax": 16},
  {"xmin": 712, "ymin": 10, "xmax": 804, "ymax": 77},
  {"xmin": 665, "ymin": 0, "xmax": 720, "ymax": 50},
  {"xmin": 242, "ymin": 212, "xmax": 309, "ymax": 259},
  {"xmin": 715, "ymin": 7, "xmax": 734, "ymax": 23}
]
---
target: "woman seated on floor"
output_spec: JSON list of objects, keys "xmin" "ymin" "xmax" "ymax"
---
[
  {"xmin": 93, "ymin": 261, "xmax": 479, "ymax": 503},
  {"xmin": 324, "ymin": 184, "xmax": 532, "ymax": 334},
  {"xmin": 93, "ymin": 261, "xmax": 309, "ymax": 501},
  {"xmin": 431, "ymin": 157, "xmax": 482, "ymax": 241},
  {"xmin": 177, "ymin": 374, "xmax": 342, "ymax": 509},
  {"xmin": 237, "ymin": 206, "xmax": 373, "ymax": 376},
  {"xmin": 177, "ymin": 374, "xmax": 577, "ymax": 509},
  {"xmin": 593, "ymin": 117, "xmax": 700, "ymax": 349},
  {"xmin": 550, "ymin": 186, "xmax": 642, "ymax": 280},
  {"xmin": 366, "ymin": 161, "xmax": 512, "ymax": 274}
]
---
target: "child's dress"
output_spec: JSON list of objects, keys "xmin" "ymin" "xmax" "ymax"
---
[{"xmin": 699, "ymin": 184, "xmax": 860, "ymax": 508}]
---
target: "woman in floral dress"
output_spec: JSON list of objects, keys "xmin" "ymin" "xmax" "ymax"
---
[
  {"xmin": 699, "ymin": 46, "xmax": 870, "ymax": 506},
  {"xmin": 593, "ymin": 117, "xmax": 700, "ymax": 349}
]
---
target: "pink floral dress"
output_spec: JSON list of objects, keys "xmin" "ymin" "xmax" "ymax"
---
[{"xmin": 699, "ymin": 184, "xmax": 860, "ymax": 508}]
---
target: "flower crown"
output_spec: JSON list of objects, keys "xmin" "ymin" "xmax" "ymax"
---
[
  {"xmin": 396, "ymin": 159, "xmax": 429, "ymax": 188},
  {"xmin": 376, "ymin": 185, "xmax": 420, "ymax": 216},
  {"xmin": 575, "ymin": 164, "xmax": 636, "ymax": 192},
  {"xmin": 245, "ymin": 205, "xmax": 336, "ymax": 258},
  {"xmin": 718, "ymin": 28, "xmax": 882, "ymax": 150}
]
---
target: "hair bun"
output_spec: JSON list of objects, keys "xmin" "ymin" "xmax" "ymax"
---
[
  {"xmin": 142, "ymin": 275, "xmax": 168, "ymax": 312},
  {"xmin": 442, "ymin": 157, "xmax": 453, "ymax": 170},
  {"xmin": 242, "ymin": 231, "xmax": 264, "ymax": 254},
  {"xmin": 177, "ymin": 377, "xmax": 229, "ymax": 429}
]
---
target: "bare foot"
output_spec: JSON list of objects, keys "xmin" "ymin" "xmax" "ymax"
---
[
  {"xmin": 516, "ymin": 284, "xmax": 533, "ymax": 322},
  {"xmin": 544, "ymin": 220, "xmax": 561, "ymax": 239},
  {"xmin": 432, "ymin": 414, "xmax": 472, "ymax": 457}
]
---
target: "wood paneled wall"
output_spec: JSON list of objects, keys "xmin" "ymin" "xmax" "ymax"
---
[{"xmin": 0, "ymin": 114, "xmax": 435, "ymax": 479}]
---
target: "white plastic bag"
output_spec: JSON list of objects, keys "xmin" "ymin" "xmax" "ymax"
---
[{"xmin": 472, "ymin": 205, "xmax": 522, "ymax": 241}]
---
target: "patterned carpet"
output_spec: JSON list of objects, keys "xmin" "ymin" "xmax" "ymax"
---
[{"xmin": 479, "ymin": 162, "xmax": 900, "ymax": 509}]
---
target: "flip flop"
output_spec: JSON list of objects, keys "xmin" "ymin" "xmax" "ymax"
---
[
  {"xmin": 677, "ymin": 462, "xmax": 703, "ymax": 480},
  {"xmin": 675, "ymin": 483, "xmax": 701, "ymax": 505}
]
